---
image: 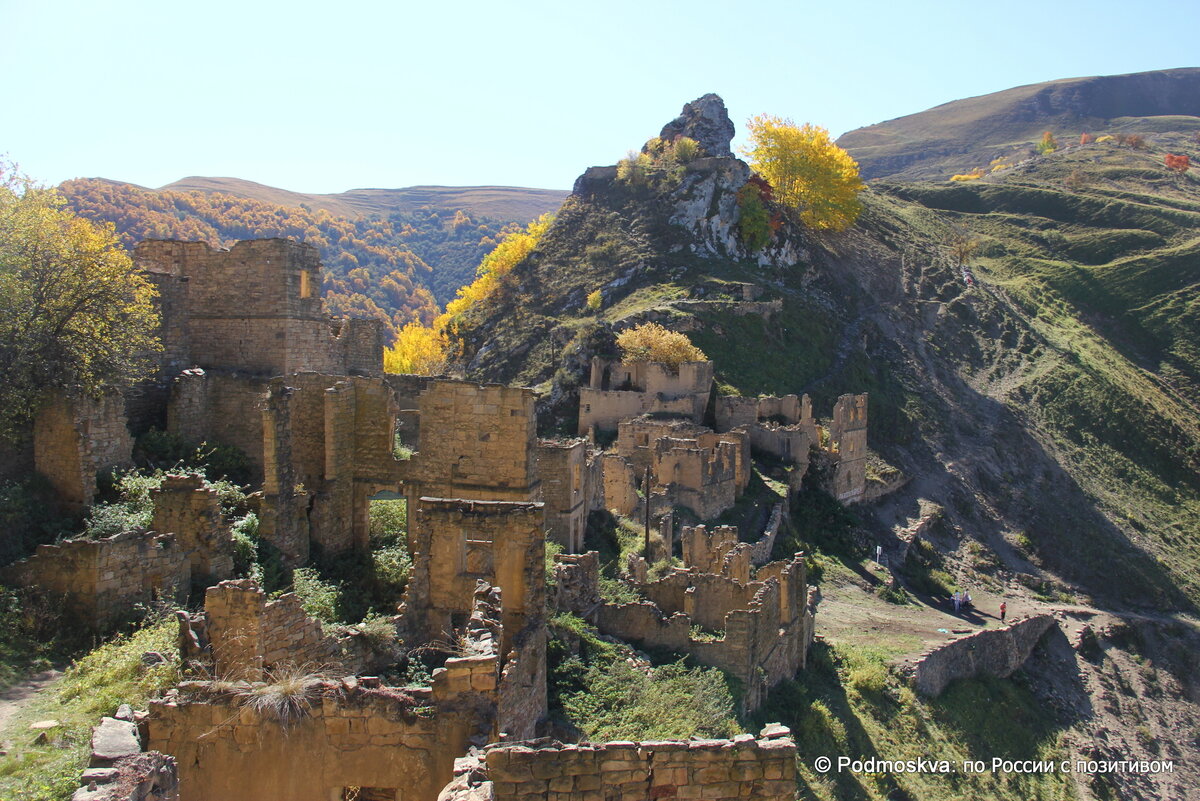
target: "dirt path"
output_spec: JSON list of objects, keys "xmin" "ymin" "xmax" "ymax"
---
[
  {"xmin": 0, "ymin": 669, "xmax": 63, "ymax": 734},
  {"xmin": 815, "ymin": 561, "xmax": 1107, "ymax": 661}
]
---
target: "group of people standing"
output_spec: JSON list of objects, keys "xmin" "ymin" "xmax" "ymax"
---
[{"xmin": 951, "ymin": 589, "xmax": 1008, "ymax": 622}]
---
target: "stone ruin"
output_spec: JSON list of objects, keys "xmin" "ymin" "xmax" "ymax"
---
[
  {"xmin": 1, "ymin": 474, "xmax": 235, "ymax": 631},
  {"xmin": 554, "ymin": 516, "xmax": 818, "ymax": 714},
  {"xmin": 577, "ymin": 353, "xmax": 870, "ymax": 525},
  {"xmin": 2, "ymin": 236, "xmax": 847, "ymax": 800}
]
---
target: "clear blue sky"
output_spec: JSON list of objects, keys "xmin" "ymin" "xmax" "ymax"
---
[{"xmin": 3, "ymin": 0, "xmax": 1197, "ymax": 194}]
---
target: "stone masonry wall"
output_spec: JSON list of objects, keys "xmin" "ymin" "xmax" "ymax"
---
[
  {"xmin": 202, "ymin": 579, "xmax": 340, "ymax": 682},
  {"xmin": 438, "ymin": 726, "xmax": 797, "ymax": 801},
  {"xmin": 535, "ymin": 440, "xmax": 588, "ymax": 552},
  {"xmin": 1, "ymin": 531, "xmax": 189, "ymax": 632},
  {"xmin": 133, "ymin": 239, "xmax": 384, "ymax": 378},
  {"xmin": 34, "ymin": 392, "xmax": 133, "ymax": 508},
  {"xmin": 147, "ymin": 681, "xmax": 482, "ymax": 801},
  {"xmin": 578, "ymin": 358, "xmax": 713, "ymax": 434},
  {"xmin": 403, "ymin": 498, "xmax": 546, "ymax": 652},
  {"xmin": 167, "ymin": 370, "xmax": 270, "ymax": 478},
  {"xmin": 899, "ymin": 614, "xmax": 1057, "ymax": 696},
  {"xmin": 150, "ymin": 474, "xmax": 234, "ymax": 586},
  {"xmin": 830, "ymin": 393, "xmax": 868, "ymax": 503}
]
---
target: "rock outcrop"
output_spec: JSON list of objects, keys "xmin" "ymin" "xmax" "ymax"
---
[{"xmin": 657, "ymin": 93, "xmax": 736, "ymax": 158}]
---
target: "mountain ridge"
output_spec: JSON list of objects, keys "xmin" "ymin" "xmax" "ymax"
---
[
  {"xmin": 838, "ymin": 66, "xmax": 1200, "ymax": 179},
  {"xmin": 151, "ymin": 176, "xmax": 569, "ymax": 222}
]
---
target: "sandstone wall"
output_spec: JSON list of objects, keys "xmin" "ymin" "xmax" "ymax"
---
[
  {"xmin": 1, "ymin": 531, "xmax": 188, "ymax": 631},
  {"xmin": 150, "ymin": 474, "xmax": 234, "ymax": 585},
  {"xmin": 536, "ymin": 440, "xmax": 588, "ymax": 552},
  {"xmin": 202, "ymin": 580, "xmax": 341, "ymax": 681},
  {"xmin": 133, "ymin": 239, "xmax": 384, "ymax": 379},
  {"xmin": 578, "ymin": 358, "xmax": 712, "ymax": 434},
  {"xmin": 830, "ymin": 393, "xmax": 868, "ymax": 503},
  {"xmin": 900, "ymin": 614, "xmax": 1058, "ymax": 696},
  {"xmin": 403, "ymin": 498, "xmax": 545, "ymax": 652},
  {"xmin": 439, "ymin": 727, "xmax": 797, "ymax": 801},
  {"xmin": 147, "ymin": 681, "xmax": 481, "ymax": 801},
  {"xmin": 34, "ymin": 392, "xmax": 133, "ymax": 508},
  {"xmin": 167, "ymin": 371, "xmax": 269, "ymax": 477}
]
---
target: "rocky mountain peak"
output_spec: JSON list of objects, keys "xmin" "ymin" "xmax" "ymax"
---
[{"xmin": 658, "ymin": 93, "xmax": 736, "ymax": 158}]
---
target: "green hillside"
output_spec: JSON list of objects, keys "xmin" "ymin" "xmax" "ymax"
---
[
  {"xmin": 838, "ymin": 67, "xmax": 1200, "ymax": 180},
  {"xmin": 450, "ymin": 103, "xmax": 1200, "ymax": 611}
]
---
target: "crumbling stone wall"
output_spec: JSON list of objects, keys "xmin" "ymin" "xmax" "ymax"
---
[
  {"xmin": 256, "ymin": 373, "xmax": 402, "ymax": 565},
  {"xmin": 574, "ymin": 552, "xmax": 812, "ymax": 712},
  {"xmin": 597, "ymin": 452, "xmax": 640, "ymax": 517},
  {"xmin": 133, "ymin": 239, "xmax": 383, "ymax": 378},
  {"xmin": 167, "ymin": 370, "xmax": 269, "ymax": 477},
  {"xmin": 830, "ymin": 393, "xmax": 868, "ymax": 503},
  {"xmin": 73, "ymin": 709, "xmax": 179, "ymax": 801},
  {"xmin": 201, "ymin": 579, "xmax": 341, "ymax": 681},
  {"xmin": 439, "ymin": 726, "xmax": 797, "ymax": 801},
  {"xmin": 616, "ymin": 417, "xmax": 711, "ymax": 473},
  {"xmin": 651, "ymin": 431, "xmax": 748, "ymax": 520},
  {"xmin": 403, "ymin": 497, "xmax": 545, "ymax": 653},
  {"xmin": 578, "ymin": 358, "xmax": 713, "ymax": 434},
  {"xmin": 899, "ymin": 614, "xmax": 1057, "ymax": 696},
  {"xmin": 1, "ymin": 531, "xmax": 188, "ymax": 632},
  {"xmin": 150, "ymin": 474, "xmax": 234, "ymax": 586},
  {"xmin": 536, "ymin": 440, "xmax": 588, "ymax": 552},
  {"xmin": 552, "ymin": 552, "xmax": 601, "ymax": 618},
  {"xmin": 147, "ymin": 681, "xmax": 483, "ymax": 801},
  {"xmin": 396, "ymin": 381, "xmax": 539, "ymax": 502},
  {"xmin": 678, "ymin": 526, "xmax": 753, "ymax": 584},
  {"xmin": 34, "ymin": 391, "xmax": 133, "ymax": 509}
]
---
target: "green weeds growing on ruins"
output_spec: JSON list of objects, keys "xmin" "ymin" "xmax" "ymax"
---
[
  {"xmin": 547, "ymin": 614, "xmax": 740, "ymax": 741},
  {"xmin": 756, "ymin": 641, "xmax": 1074, "ymax": 801},
  {"xmin": 286, "ymin": 499, "xmax": 411, "ymax": 625},
  {"xmin": 0, "ymin": 616, "xmax": 180, "ymax": 801}
]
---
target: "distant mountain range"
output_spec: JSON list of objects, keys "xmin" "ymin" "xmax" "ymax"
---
[
  {"xmin": 838, "ymin": 67, "xmax": 1200, "ymax": 179},
  {"xmin": 152, "ymin": 177, "xmax": 569, "ymax": 223}
]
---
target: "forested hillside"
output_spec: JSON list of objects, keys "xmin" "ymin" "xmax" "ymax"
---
[{"xmin": 59, "ymin": 179, "xmax": 531, "ymax": 340}]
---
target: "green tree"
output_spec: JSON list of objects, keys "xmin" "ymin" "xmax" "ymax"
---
[
  {"xmin": 0, "ymin": 168, "xmax": 160, "ymax": 440},
  {"xmin": 741, "ymin": 115, "xmax": 865, "ymax": 231}
]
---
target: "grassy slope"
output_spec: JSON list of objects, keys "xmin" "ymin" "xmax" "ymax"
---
[
  {"xmin": 838, "ymin": 68, "xmax": 1200, "ymax": 180},
  {"xmin": 759, "ymin": 641, "xmax": 1075, "ymax": 801},
  {"xmin": 0, "ymin": 619, "xmax": 180, "ymax": 801},
  {"xmin": 876, "ymin": 133, "xmax": 1200, "ymax": 601}
]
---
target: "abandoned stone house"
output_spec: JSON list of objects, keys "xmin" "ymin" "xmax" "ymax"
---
[
  {"xmin": 4, "ymin": 237, "xmax": 841, "ymax": 800},
  {"xmin": 576, "ymin": 352, "xmax": 869, "ymax": 527}
]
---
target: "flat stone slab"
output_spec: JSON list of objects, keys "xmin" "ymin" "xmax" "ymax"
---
[
  {"xmin": 29, "ymin": 719, "xmax": 61, "ymax": 730},
  {"xmin": 90, "ymin": 716, "xmax": 141, "ymax": 765}
]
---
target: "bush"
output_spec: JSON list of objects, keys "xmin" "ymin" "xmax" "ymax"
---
[
  {"xmin": 560, "ymin": 658, "xmax": 739, "ymax": 741},
  {"xmin": 291, "ymin": 568, "xmax": 341, "ymax": 623},
  {"xmin": 368, "ymin": 499, "xmax": 407, "ymax": 545},
  {"xmin": 133, "ymin": 428, "xmax": 252, "ymax": 484},
  {"xmin": 616, "ymin": 322, "xmax": 706, "ymax": 368},
  {"xmin": 1036, "ymin": 131, "xmax": 1058, "ymax": 155},
  {"xmin": 83, "ymin": 502, "xmax": 151, "ymax": 539},
  {"xmin": 585, "ymin": 289, "xmax": 602, "ymax": 312},
  {"xmin": 737, "ymin": 179, "xmax": 773, "ymax": 251}
]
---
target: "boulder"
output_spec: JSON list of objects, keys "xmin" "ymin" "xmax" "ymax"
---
[{"xmin": 658, "ymin": 94, "xmax": 736, "ymax": 158}]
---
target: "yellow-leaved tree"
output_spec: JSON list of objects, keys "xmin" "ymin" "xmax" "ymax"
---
[
  {"xmin": 616, "ymin": 323, "xmax": 706, "ymax": 369},
  {"xmin": 0, "ymin": 167, "xmax": 160, "ymax": 440},
  {"xmin": 741, "ymin": 115, "xmax": 865, "ymax": 231},
  {"xmin": 382, "ymin": 321, "xmax": 449, "ymax": 376},
  {"xmin": 383, "ymin": 213, "xmax": 554, "ymax": 375}
]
